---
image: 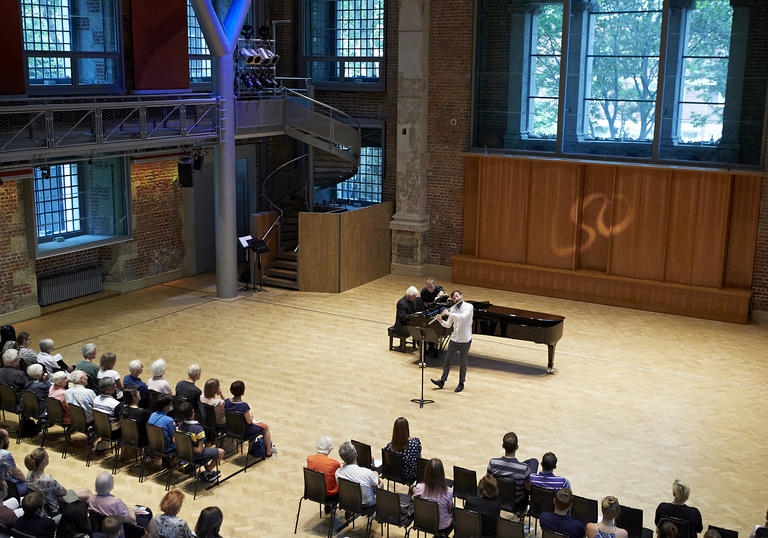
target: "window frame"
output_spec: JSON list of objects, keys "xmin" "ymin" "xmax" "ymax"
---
[
  {"xmin": 187, "ymin": 0, "xmax": 213, "ymax": 89},
  {"xmin": 300, "ymin": 0, "xmax": 387, "ymax": 91},
  {"xmin": 334, "ymin": 124, "xmax": 385, "ymax": 206},
  {"xmin": 21, "ymin": 0, "xmax": 124, "ymax": 95}
]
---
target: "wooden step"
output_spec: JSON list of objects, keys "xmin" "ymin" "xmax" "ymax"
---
[
  {"xmin": 263, "ymin": 275, "xmax": 299, "ymax": 290},
  {"xmin": 265, "ymin": 267, "xmax": 298, "ymax": 280},
  {"xmin": 272, "ymin": 258, "xmax": 297, "ymax": 270},
  {"xmin": 276, "ymin": 251, "xmax": 297, "ymax": 261}
]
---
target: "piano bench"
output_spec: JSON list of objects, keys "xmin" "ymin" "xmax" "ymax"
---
[{"xmin": 388, "ymin": 327, "xmax": 415, "ymax": 353}]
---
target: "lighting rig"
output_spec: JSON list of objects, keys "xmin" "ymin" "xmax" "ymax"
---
[{"xmin": 235, "ymin": 25, "xmax": 280, "ymax": 96}]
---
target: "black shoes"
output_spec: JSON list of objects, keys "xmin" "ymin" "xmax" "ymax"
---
[
  {"xmin": 430, "ymin": 378, "xmax": 445, "ymax": 389},
  {"xmin": 454, "ymin": 383, "xmax": 464, "ymax": 393}
]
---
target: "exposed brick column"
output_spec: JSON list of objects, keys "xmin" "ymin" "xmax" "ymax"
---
[{"xmin": 390, "ymin": 0, "xmax": 431, "ymax": 270}]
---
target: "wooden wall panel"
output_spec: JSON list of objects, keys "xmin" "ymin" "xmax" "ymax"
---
[
  {"xmin": 298, "ymin": 212, "xmax": 339, "ymax": 293},
  {"xmin": 463, "ymin": 157, "xmax": 480, "ymax": 257},
  {"xmin": 525, "ymin": 161, "xmax": 581, "ymax": 269},
  {"xmin": 339, "ymin": 202, "xmax": 393, "ymax": 291},
  {"xmin": 725, "ymin": 175, "xmax": 763, "ymax": 288},
  {"xmin": 476, "ymin": 159, "xmax": 529, "ymax": 262},
  {"xmin": 664, "ymin": 172, "xmax": 699, "ymax": 284},
  {"xmin": 610, "ymin": 167, "xmax": 670, "ymax": 280},
  {"xmin": 689, "ymin": 173, "xmax": 731, "ymax": 287},
  {"xmin": 250, "ymin": 211, "xmax": 279, "ymax": 272},
  {"xmin": 579, "ymin": 165, "xmax": 614, "ymax": 272}
]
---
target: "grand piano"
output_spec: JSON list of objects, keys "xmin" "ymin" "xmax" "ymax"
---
[{"xmin": 407, "ymin": 300, "xmax": 565, "ymax": 373}]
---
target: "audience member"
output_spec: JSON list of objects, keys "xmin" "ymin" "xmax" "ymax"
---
[
  {"xmin": 465, "ymin": 474, "xmax": 501, "ymax": 538},
  {"xmin": 703, "ymin": 530, "xmax": 721, "ymax": 538},
  {"xmin": 121, "ymin": 386, "xmax": 149, "ymax": 444},
  {"xmin": 654, "ymin": 479, "xmax": 703, "ymax": 538},
  {"xmin": 200, "ymin": 378, "xmax": 226, "ymax": 425},
  {"xmin": 393, "ymin": 286, "xmax": 425, "ymax": 337},
  {"xmin": 93, "ymin": 377, "xmax": 123, "ymax": 442},
  {"xmin": 307, "ymin": 436, "xmax": 340, "ymax": 513},
  {"xmin": 224, "ymin": 380, "xmax": 275, "ymax": 456},
  {"xmin": 14, "ymin": 491, "xmax": 57, "ymax": 538},
  {"xmin": 0, "ymin": 501, "xmax": 17, "ymax": 530},
  {"xmin": 195, "ymin": 506, "xmax": 224, "ymax": 538},
  {"xmin": 335, "ymin": 441, "xmax": 381, "ymax": 508},
  {"xmin": 48, "ymin": 370, "xmax": 71, "ymax": 424},
  {"xmin": 587, "ymin": 496, "xmax": 629, "ymax": 538},
  {"xmin": 531, "ymin": 451, "xmax": 571, "ymax": 490},
  {"xmin": 384, "ymin": 416, "xmax": 421, "ymax": 484},
  {"xmin": 148, "ymin": 358, "xmax": 173, "ymax": 394},
  {"xmin": 97, "ymin": 352, "xmax": 124, "ymax": 399},
  {"xmin": 177, "ymin": 402, "xmax": 223, "ymax": 482},
  {"xmin": 749, "ymin": 507, "xmax": 768, "ymax": 538},
  {"xmin": 148, "ymin": 393, "xmax": 176, "ymax": 452},
  {"xmin": 0, "ymin": 341, "xmax": 17, "ymax": 354},
  {"xmin": 24, "ymin": 448, "xmax": 74, "ymax": 515},
  {"xmin": 88, "ymin": 471, "xmax": 137, "ymax": 524},
  {"xmin": 487, "ymin": 431, "xmax": 538, "ymax": 508},
  {"xmin": 153, "ymin": 490, "xmax": 194, "ymax": 538},
  {"xmin": 37, "ymin": 338, "xmax": 69, "ymax": 374},
  {"xmin": 658, "ymin": 521, "xmax": 679, "ymax": 538},
  {"xmin": 25, "ymin": 363, "xmax": 51, "ymax": 417},
  {"xmin": 420, "ymin": 278, "xmax": 446, "ymax": 355},
  {"xmin": 175, "ymin": 364, "xmax": 203, "ymax": 412},
  {"xmin": 0, "ymin": 326, "xmax": 16, "ymax": 356},
  {"xmin": 93, "ymin": 514, "xmax": 123, "ymax": 538},
  {"xmin": 0, "ymin": 428, "xmax": 27, "ymax": 497},
  {"xmin": 16, "ymin": 332, "xmax": 38, "ymax": 371},
  {"xmin": 0, "ymin": 349, "xmax": 29, "ymax": 406},
  {"xmin": 77, "ymin": 343, "xmax": 100, "ymax": 392},
  {"xmin": 123, "ymin": 359, "xmax": 149, "ymax": 407},
  {"xmin": 541, "ymin": 488, "xmax": 585, "ymax": 538},
  {"xmin": 65, "ymin": 370, "xmax": 97, "ymax": 422},
  {"xmin": 56, "ymin": 500, "xmax": 92, "ymax": 538},
  {"xmin": 412, "ymin": 458, "xmax": 454, "ymax": 535}
]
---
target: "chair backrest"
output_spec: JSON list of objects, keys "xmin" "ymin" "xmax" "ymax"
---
[
  {"xmin": 225, "ymin": 410, "xmax": 246, "ymax": 439},
  {"xmin": 174, "ymin": 430, "xmax": 194, "ymax": 461},
  {"xmin": 413, "ymin": 496, "xmax": 441, "ymax": 534},
  {"xmin": 616, "ymin": 504, "xmax": 644, "ymax": 538},
  {"xmin": 91, "ymin": 409, "xmax": 113, "ymax": 439},
  {"xmin": 497, "ymin": 477, "xmax": 527, "ymax": 513},
  {"xmin": 20, "ymin": 390, "xmax": 40, "ymax": 419},
  {"xmin": 124, "ymin": 520, "xmax": 145, "ymax": 538},
  {"xmin": 147, "ymin": 389, "xmax": 161, "ymax": 411},
  {"xmin": 0, "ymin": 385, "xmax": 18, "ymax": 413},
  {"xmin": 417, "ymin": 457, "xmax": 429, "ymax": 483},
  {"xmin": 303, "ymin": 467, "xmax": 327, "ymax": 503},
  {"xmin": 337, "ymin": 476, "xmax": 363, "ymax": 514},
  {"xmin": 529, "ymin": 485, "xmax": 556, "ymax": 518},
  {"xmin": 754, "ymin": 527, "xmax": 768, "ymax": 538},
  {"xmin": 119, "ymin": 418, "xmax": 142, "ymax": 447},
  {"xmin": 374, "ymin": 487, "xmax": 402, "ymax": 526},
  {"xmin": 88, "ymin": 509, "xmax": 106, "ymax": 535},
  {"xmin": 351, "ymin": 439, "xmax": 372, "ymax": 469},
  {"xmin": 10, "ymin": 529, "xmax": 38, "ymax": 538},
  {"xmin": 146, "ymin": 423, "xmax": 167, "ymax": 454},
  {"xmin": 454, "ymin": 507, "xmax": 483, "ymax": 538},
  {"xmin": 172, "ymin": 395, "xmax": 190, "ymax": 419},
  {"xmin": 69, "ymin": 404, "xmax": 89, "ymax": 434},
  {"xmin": 381, "ymin": 448, "xmax": 405, "ymax": 483},
  {"xmin": 571, "ymin": 494, "xmax": 598, "ymax": 525},
  {"xmin": 497, "ymin": 517, "xmax": 525, "ymax": 538},
  {"xmin": 659, "ymin": 516, "xmax": 690, "ymax": 538},
  {"xmin": 198, "ymin": 401, "xmax": 218, "ymax": 438},
  {"xmin": 46, "ymin": 397, "xmax": 65, "ymax": 426},
  {"xmin": 453, "ymin": 465, "xmax": 478, "ymax": 500},
  {"xmin": 708, "ymin": 525, "xmax": 738, "ymax": 538},
  {"xmin": 543, "ymin": 530, "xmax": 569, "ymax": 538}
]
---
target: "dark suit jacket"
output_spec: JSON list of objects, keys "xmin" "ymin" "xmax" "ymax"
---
[{"xmin": 394, "ymin": 295, "xmax": 425, "ymax": 334}]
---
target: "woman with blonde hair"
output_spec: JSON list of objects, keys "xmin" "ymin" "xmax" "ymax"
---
[
  {"xmin": 587, "ymin": 496, "xmax": 629, "ymax": 538},
  {"xmin": 654, "ymin": 479, "xmax": 703, "ymax": 538},
  {"xmin": 25, "ymin": 448, "xmax": 75, "ymax": 515},
  {"xmin": 384, "ymin": 416, "xmax": 421, "ymax": 484}
]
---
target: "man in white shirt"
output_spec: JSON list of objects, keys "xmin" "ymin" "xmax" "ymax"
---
[
  {"xmin": 335, "ymin": 441, "xmax": 381, "ymax": 508},
  {"xmin": 431, "ymin": 290, "xmax": 474, "ymax": 393},
  {"xmin": 65, "ymin": 370, "xmax": 96, "ymax": 422}
]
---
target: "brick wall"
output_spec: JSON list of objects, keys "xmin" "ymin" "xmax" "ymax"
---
[
  {"xmin": 751, "ymin": 175, "xmax": 768, "ymax": 311},
  {"xmin": 0, "ymin": 180, "xmax": 36, "ymax": 315}
]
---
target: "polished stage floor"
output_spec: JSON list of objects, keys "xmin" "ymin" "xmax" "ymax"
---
[{"xmin": 12, "ymin": 272, "xmax": 768, "ymax": 536}]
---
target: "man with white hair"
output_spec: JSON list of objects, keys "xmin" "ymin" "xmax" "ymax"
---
[
  {"xmin": 0, "ymin": 349, "xmax": 28, "ymax": 407},
  {"xmin": 37, "ymin": 338, "xmax": 69, "ymax": 375},
  {"xmin": 307, "ymin": 436, "xmax": 340, "ymax": 512},
  {"xmin": 93, "ymin": 378, "xmax": 123, "ymax": 439},
  {"xmin": 123, "ymin": 360, "xmax": 148, "ymax": 407},
  {"xmin": 393, "ymin": 285, "xmax": 425, "ymax": 337},
  {"xmin": 175, "ymin": 364, "xmax": 202, "ymax": 414},
  {"xmin": 147, "ymin": 358, "xmax": 172, "ymax": 394},
  {"xmin": 76, "ymin": 343, "xmax": 99, "ymax": 392},
  {"xmin": 24, "ymin": 364, "xmax": 51, "ymax": 418},
  {"xmin": 65, "ymin": 370, "xmax": 96, "ymax": 422},
  {"xmin": 335, "ymin": 441, "xmax": 381, "ymax": 509}
]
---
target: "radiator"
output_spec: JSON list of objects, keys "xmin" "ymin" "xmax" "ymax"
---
[{"xmin": 37, "ymin": 266, "xmax": 103, "ymax": 306}]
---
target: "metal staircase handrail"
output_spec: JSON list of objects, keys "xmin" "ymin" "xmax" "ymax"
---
[
  {"xmin": 283, "ymin": 87, "xmax": 360, "ymax": 131},
  {"xmin": 261, "ymin": 153, "xmax": 309, "ymax": 243}
]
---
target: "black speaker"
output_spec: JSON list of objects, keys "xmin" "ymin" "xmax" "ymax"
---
[
  {"xmin": 178, "ymin": 158, "xmax": 193, "ymax": 188},
  {"xmin": 193, "ymin": 153, "xmax": 205, "ymax": 170}
]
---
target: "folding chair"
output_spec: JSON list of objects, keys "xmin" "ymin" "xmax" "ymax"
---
[
  {"xmin": 454, "ymin": 506, "xmax": 483, "ymax": 538},
  {"xmin": 374, "ymin": 487, "xmax": 413, "ymax": 538},
  {"xmin": 144, "ymin": 423, "xmax": 175, "ymax": 489},
  {"xmin": 707, "ymin": 525, "xmax": 738, "ymax": 538},
  {"xmin": 0, "ymin": 386, "xmax": 20, "ymax": 441},
  {"xmin": 616, "ymin": 504, "xmax": 646, "ymax": 538},
  {"xmin": 571, "ymin": 494, "xmax": 598, "ymax": 526},
  {"xmin": 452, "ymin": 465, "xmax": 477, "ymax": 506},
  {"xmin": 528, "ymin": 485, "xmax": 555, "ymax": 533},
  {"xmin": 497, "ymin": 517, "xmax": 525, "ymax": 538},
  {"xmin": 198, "ymin": 401, "xmax": 225, "ymax": 448},
  {"xmin": 352, "ymin": 439, "xmax": 373, "ymax": 470},
  {"xmin": 337, "ymin": 477, "xmax": 375, "ymax": 535},
  {"xmin": 174, "ymin": 430, "xmax": 214, "ymax": 499},
  {"xmin": 658, "ymin": 516, "xmax": 690, "ymax": 538},
  {"xmin": 224, "ymin": 410, "xmax": 263, "ymax": 473},
  {"xmin": 20, "ymin": 390, "xmax": 46, "ymax": 446},
  {"xmin": 45, "ymin": 397, "xmax": 70, "ymax": 457},
  {"xmin": 381, "ymin": 448, "xmax": 412, "ymax": 491},
  {"xmin": 68, "ymin": 404, "xmax": 95, "ymax": 466},
  {"xmin": 91, "ymin": 410, "xmax": 119, "ymax": 473},
  {"xmin": 117, "ymin": 418, "xmax": 145, "ymax": 478},
  {"xmin": 294, "ymin": 467, "xmax": 337, "ymax": 538},
  {"xmin": 412, "ymin": 496, "xmax": 442, "ymax": 537}
]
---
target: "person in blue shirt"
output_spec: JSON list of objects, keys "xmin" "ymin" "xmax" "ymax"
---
[
  {"xmin": 148, "ymin": 394, "xmax": 176, "ymax": 452},
  {"xmin": 123, "ymin": 360, "xmax": 149, "ymax": 408},
  {"xmin": 541, "ymin": 488, "xmax": 586, "ymax": 538}
]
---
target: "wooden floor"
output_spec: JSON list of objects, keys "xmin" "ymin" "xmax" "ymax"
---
[{"xmin": 11, "ymin": 273, "xmax": 768, "ymax": 537}]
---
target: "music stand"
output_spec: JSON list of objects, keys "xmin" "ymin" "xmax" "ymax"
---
[
  {"xmin": 407, "ymin": 325, "xmax": 439, "ymax": 408},
  {"xmin": 247, "ymin": 238, "xmax": 269, "ymax": 292}
]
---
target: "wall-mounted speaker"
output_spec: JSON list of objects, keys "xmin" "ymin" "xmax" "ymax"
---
[{"xmin": 178, "ymin": 158, "xmax": 193, "ymax": 188}]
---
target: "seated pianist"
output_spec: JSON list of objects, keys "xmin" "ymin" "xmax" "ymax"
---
[
  {"xmin": 392, "ymin": 286, "xmax": 425, "ymax": 337},
  {"xmin": 420, "ymin": 278, "xmax": 447, "ymax": 306}
]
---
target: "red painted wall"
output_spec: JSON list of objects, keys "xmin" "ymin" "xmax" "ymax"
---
[
  {"xmin": 0, "ymin": 2, "xmax": 26, "ymax": 95},
  {"xmin": 131, "ymin": 0, "xmax": 190, "ymax": 90}
]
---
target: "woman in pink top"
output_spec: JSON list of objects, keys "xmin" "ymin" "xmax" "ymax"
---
[
  {"xmin": 199, "ymin": 378, "xmax": 225, "ymax": 425},
  {"xmin": 47, "ymin": 371, "xmax": 70, "ymax": 424},
  {"xmin": 412, "ymin": 458, "xmax": 453, "ymax": 534}
]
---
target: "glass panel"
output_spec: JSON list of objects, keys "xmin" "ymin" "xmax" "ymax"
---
[
  {"xmin": 33, "ymin": 163, "xmax": 81, "ymax": 238},
  {"xmin": 27, "ymin": 56, "xmax": 72, "ymax": 85},
  {"xmin": 76, "ymin": 57, "xmax": 116, "ymax": 85},
  {"xmin": 187, "ymin": 0, "xmax": 212, "ymax": 84},
  {"xmin": 70, "ymin": 0, "xmax": 118, "ymax": 52},
  {"xmin": 336, "ymin": 128, "xmax": 383, "ymax": 205}
]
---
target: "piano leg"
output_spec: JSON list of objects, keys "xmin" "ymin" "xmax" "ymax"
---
[{"xmin": 547, "ymin": 345, "xmax": 556, "ymax": 374}]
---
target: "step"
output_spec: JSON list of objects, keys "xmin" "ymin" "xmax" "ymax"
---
[
  {"xmin": 265, "ymin": 267, "xmax": 297, "ymax": 280},
  {"xmin": 277, "ymin": 250, "xmax": 297, "ymax": 261},
  {"xmin": 263, "ymin": 275, "xmax": 299, "ymax": 290},
  {"xmin": 272, "ymin": 258, "xmax": 297, "ymax": 270}
]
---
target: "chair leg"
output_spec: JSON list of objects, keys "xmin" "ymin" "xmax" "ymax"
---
[
  {"xmin": 62, "ymin": 428, "xmax": 70, "ymax": 459},
  {"xmin": 112, "ymin": 444, "xmax": 120, "ymax": 474},
  {"xmin": 193, "ymin": 467, "xmax": 199, "ymax": 500},
  {"xmin": 86, "ymin": 434, "xmax": 93, "ymax": 467},
  {"xmin": 327, "ymin": 508, "xmax": 335, "ymax": 538},
  {"xmin": 294, "ymin": 498, "xmax": 303, "ymax": 534},
  {"xmin": 165, "ymin": 458, "xmax": 173, "ymax": 491}
]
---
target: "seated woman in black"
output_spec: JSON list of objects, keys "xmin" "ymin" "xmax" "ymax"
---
[
  {"xmin": 384, "ymin": 416, "xmax": 421, "ymax": 485},
  {"xmin": 224, "ymin": 380, "xmax": 275, "ymax": 457},
  {"xmin": 465, "ymin": 474, "xmax": 501, "ymax": 538},
  {"xmin": 655, "ymin": 479, "xmax": 703, "ymax": 538},
  {"xmin": 121, "ymin": 387, "xmax": 149, "ymax": 445}
]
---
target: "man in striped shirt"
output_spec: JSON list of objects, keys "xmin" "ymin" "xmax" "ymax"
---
[
  {"xmin": 487, "ymin": 432, "xmax": 539, "ymax": 508},
  {"xmin": 530, "ymin": 452, "xmax": 571, "ymax": 490}
]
